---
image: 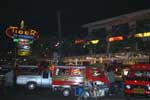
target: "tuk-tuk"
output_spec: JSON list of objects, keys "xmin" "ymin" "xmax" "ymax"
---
[{"xmin": 52, "ymin": 65, "xmax": 109, "ymax": 96}]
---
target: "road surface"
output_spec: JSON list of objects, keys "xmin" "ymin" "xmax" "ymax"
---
[{"xmin": 1, "ymin": 87, "xmax": 149, "ymax": 100}]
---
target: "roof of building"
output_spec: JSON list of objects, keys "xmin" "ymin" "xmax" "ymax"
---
[{"xmin": 82, "ymin": 9, "xmax": 150, "ymax": 28}]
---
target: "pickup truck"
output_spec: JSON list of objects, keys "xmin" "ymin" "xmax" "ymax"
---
[{"xmin": 16, "ymin": 70, "xmax": 52, "ymax": 90}]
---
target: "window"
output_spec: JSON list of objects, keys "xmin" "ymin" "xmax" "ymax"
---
[
  {"xmin": 143, "ymin": 71, "xmax": 150, "ymax": 77},
  {"xmin": 135, "ymin": 71, "xmax": 143, "ymax": 77},
  {"xmin": 91, "ymin": 28, "xmax": 106, "ymax": 38},
  {"xmin": 17, "ymin": 67, "xmax": 38, "ymax": 75},
  {"xmin": 43, "ymin": 71, "xmax": 49, "ymax": 78},
  {"xmin": 56, "ymin": 68, "xmax": 70, "ymax": 76}
]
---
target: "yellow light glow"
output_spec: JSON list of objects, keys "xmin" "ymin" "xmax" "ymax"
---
[
  {"xmin": 108, "ymin": 38, "xmax": 114, "ymax": 42},
  {"xmin": 134, "ymin": 33, "xmax": 143, "ymax": 37},
  {"xmin": 144, "ymin": 32, "xmax": 150, "ymax": 37},
  {"xmin": 20, "ymin": 20, "xmax": 24, "ymax": 29},
  {"xmin": 18, "ymin": 51, "xmax": 30, "ymax": 56},
  {"xmin": 134, "ymin": 32, "xmax": 150, "ymax": 38},
  {"xmin": 90, "ymin": 39, "xmax": 99, "ymax": 44}
]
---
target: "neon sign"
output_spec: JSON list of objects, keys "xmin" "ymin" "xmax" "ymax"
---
[
  {"xmin": 18, "ymin": 49, "xmax": 30, "ymax": 56},
  {"xmin": 108, "ymin": 36, "xmax": 124, "ymax": 42},
  {"xmin": 75, "ymin": 39, "xmax": 86, "ymax": 44},
  {"xmin": 6, "ymin": 26, "xmax": 39, "ymax": 40},
  {"xmin": 134, "ymin": 32, "xmax": 150, "ymax": 38},
  {"xmin": 90, "ymin": 39, "xmax": 99, "ymax": 44}
]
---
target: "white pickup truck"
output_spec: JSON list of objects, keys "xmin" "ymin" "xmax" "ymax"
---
[{"xmin": 16, "ymin": 70, "xmax": 52, "ymax": 90}]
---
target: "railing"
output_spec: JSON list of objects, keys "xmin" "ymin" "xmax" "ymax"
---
[{"xmin": 62, "ymin": 52, "xmax": 150, "ymax": 65}]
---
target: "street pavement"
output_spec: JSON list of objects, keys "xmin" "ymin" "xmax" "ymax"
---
[{"xmin": 0, "ymin": 87, "xmax": 150, "ymax": 100}]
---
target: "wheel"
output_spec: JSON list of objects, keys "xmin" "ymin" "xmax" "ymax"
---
[
  {"xmin": 63, "ymin": 89, "xmax": 70, "ymax": 96},
  {"xmin": 27, "ymin": 82, "xmax": 36, "ymax": 90}
]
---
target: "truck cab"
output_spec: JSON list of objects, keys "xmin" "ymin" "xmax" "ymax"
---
[{"xmin": 16, "ymin": 65, "xmax": 52, "ymax": 90}]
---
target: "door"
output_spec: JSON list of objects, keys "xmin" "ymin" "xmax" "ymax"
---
[{"xmin": 41, "ymin": 71, "xmax": 52, "ymax": 87}]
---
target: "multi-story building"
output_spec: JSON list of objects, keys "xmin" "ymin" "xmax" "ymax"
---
[
  {"xmin": 63, "ymin": 9, "xmax": 150, "ymax": 65},
  {"xmin": 82, "ymin": 9, "xmax": 150, "ymax": 53}
]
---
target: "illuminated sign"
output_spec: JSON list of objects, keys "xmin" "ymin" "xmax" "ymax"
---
[
  {"xmin": 6, "ymin": 26, "xmax": 39, "ymax": 40},
  {"xmin": 75, "ymin": 39, "xmax": 86, "ymax": 44},
  {"xmin": 13, "ymin": 38, "xmax": 33, "ymax": 44},
  {"xmin": 14, "ymin": 34, "xmax": 34, "ymax": 39},
  {"xmin": 17, "ymin": 45, "xmax": 31, "ymax": 50},
  {"xmin": 90, "ymin": 39, "xmax": 99, "ymax": 44},
  {"xmin": 18, "ymin": 51, "xmax": 30, "ymax": 56},
  {"xmin": 134, "ymin": 32, "xmax": 150, "ymax": 38},
  {"xmin": 108, "ymin": 36, "xmax": 124, "ymax": 42},
  {"xmin": 18, "ymin": 49, "xmax": 30, "ymax": 56}
]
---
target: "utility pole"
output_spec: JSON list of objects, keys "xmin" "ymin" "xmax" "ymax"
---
[{"xmin": 57, "ymin": 11, "xmax": 62, "ymax": 63}]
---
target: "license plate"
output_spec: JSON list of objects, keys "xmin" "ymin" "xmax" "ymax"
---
[{"xmin": 134, "ymin": 88, "xmax": 144, "ymax": 94}]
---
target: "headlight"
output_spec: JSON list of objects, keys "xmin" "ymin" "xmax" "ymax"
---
[
  {"xmin": 93, "ymin": 81, "xmax": 104, "ymax": 85},
  {"xmin": 147, "ymin": 86, "xmax": 150, "ymax": 90},
  {"xmin": 126, "ymin": 85, "xmax": 131, "ymax": 89}
]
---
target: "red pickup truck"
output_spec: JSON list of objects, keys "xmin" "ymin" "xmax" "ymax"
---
[
  {"xmin": 51, "ymin": 65, "xmax": 109, "ymax": 96},
  {"xmin": 124, "ymin": 64, "xmax": 150, "ymax": 97}
]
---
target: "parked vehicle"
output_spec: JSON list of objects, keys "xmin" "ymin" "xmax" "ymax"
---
[
  {"xmin": 52, "ymin": 65, "xmax": 109, "ymax": 96},
  {"xmin": 16, "ymin": 70, "xmax": 52, "ymax": 90},
  {"xmin": 124, "ymin": 64, "xmax": 150, "ymax": 97}
]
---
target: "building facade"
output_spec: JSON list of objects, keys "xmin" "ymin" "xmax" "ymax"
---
[
  {"xmin": 82, "ymin": 9, "xmax": 150, "ymax": 54},
  {"xmin": 62, "ymin": 9, "xmax": 150, "ymax": 65}
]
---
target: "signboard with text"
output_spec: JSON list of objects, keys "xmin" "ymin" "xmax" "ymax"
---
[{"xmin": 6, "ymin": 22, "xmax": 39, "ymax": 57}]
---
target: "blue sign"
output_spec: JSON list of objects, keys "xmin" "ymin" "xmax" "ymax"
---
[{"xmin": 14, "ymin": 34, "xmax": 34, "ymax": 39}]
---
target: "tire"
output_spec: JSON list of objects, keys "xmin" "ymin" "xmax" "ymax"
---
[{"xmin": 27, "ymin": 82, "xmax": 36, "ymax": 90}]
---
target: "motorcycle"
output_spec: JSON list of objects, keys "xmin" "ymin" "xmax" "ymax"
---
[{"xmin": 75, "ymin": 81, "xmax": 108, "ymax": 100}]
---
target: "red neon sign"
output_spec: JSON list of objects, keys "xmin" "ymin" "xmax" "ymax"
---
[
  {"xmin": 108, "ymin": 36, "xmax": 124, "ymax": 42},
  {"xmin": 75, "ymin": 39, "xmax": 86, "ymax": 44}
]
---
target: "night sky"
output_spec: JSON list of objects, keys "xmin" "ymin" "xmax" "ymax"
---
[{"xmin": 0, "ymin": 0, "xmax": 150, "ymax": 39}]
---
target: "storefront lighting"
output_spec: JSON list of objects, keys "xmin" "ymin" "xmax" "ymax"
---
[
  {"xmin": 75, "ymin": 39, "xmax": 86, "ymax": 44},
  {"xmin": 134, "ymin": 32, "xmax": 150, "ymax": 38},
  {"xmin": 90, "ymin": 39, "xmax": 99, "ymax": 44},
  {"xmin": 108, "ymin": 36, "xmax": 123, "ymax": 42}
]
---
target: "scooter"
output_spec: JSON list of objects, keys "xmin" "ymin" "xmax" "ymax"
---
[{"xmin": 76, "ymin": 81, "xmax": 108, "ymax": 100}]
